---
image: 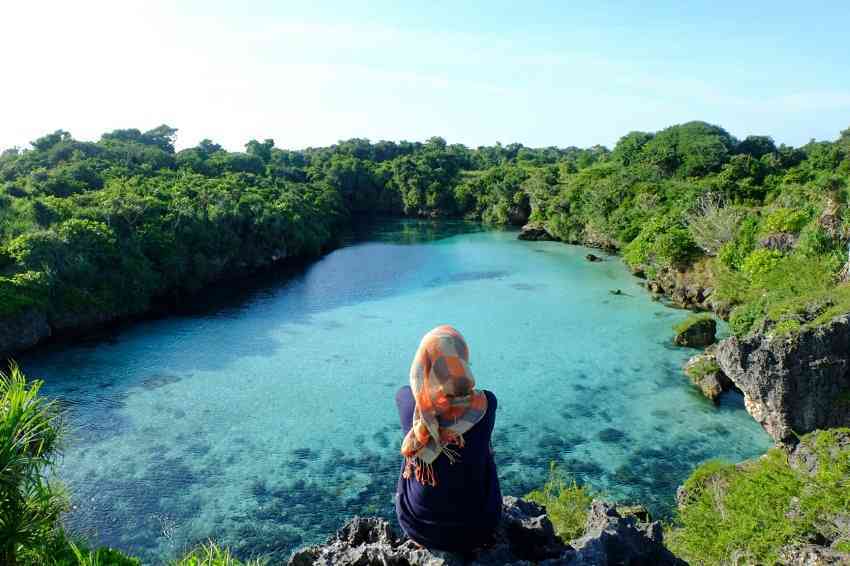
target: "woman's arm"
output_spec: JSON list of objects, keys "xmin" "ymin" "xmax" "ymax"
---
[{"xmin": 396, "ymin": 385, "xmax": 414, "ymax": 434}]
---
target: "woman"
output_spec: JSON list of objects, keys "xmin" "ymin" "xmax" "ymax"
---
[{"xmin": 395, "ymin": 325, "xmax": 501, "ymax": 553}]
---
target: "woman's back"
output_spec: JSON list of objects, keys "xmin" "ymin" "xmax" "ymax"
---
[{"xmin": 395, "ymin": 385, "xmax": 501, "ymax": 552}]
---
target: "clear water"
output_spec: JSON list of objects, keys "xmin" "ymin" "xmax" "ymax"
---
[{"xmin": 20, "ymin": 220, "xmax": 770, "ymax": 563}]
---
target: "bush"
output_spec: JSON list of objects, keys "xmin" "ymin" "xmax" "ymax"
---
[
  {"xmin": 762, "ymin": 207, "xmax": 810, "ymax": 234},
  {"xmin": 740, "ymin": 249, "xmax": 784, "ymax": 284},
  {"xmin": 728, "ymin": 299, "xmax": 765, "ymax": 337},
  {"xmin": 623, "ymin": 216, "xmax": 699, "ymax": 268},
  {"xmin": 668, "ymin": 429, "xmax": 850, "ymax": 565},
  {"xmin": 526, "ymin": 463, "xmax": 594, "ymax": 540},
  {"xmin": 684, "ymin": 193, "xmax": 743, "ymax": 255},
  {"xmin": 718, "ymin": 216, "xmax": 759, "ymax": 270},
  {"xmin": 172, "ymin": 542, "xmax": 264, "ymax": 566}
]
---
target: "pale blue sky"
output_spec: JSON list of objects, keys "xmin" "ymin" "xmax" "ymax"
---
[{"xmin": 2, "ymin": 1, "xmax": 849, "ymax": 151}]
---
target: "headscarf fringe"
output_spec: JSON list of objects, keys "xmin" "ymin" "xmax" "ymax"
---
[{"xmin": 403, "ymin": 456, "xmax": 437, "ymax": 487}]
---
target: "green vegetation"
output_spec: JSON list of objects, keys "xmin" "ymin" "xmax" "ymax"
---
[
  {"xmin": 684, "ymin": 356, "xmax": 720, "ymax": 380},
  {"xmin": 526, "ymin": 463, "xmax": 594, "ymax": 540},
  {"xmin": 171, "ymin": 542, "xmax": 263, "ymax": 566},
  {"xmin": 0, "ymin": 364, "xmax": 262, "ymax": 565},
  {"xmin": 1, "ymin": 122, "xmax": 849, "ymax": 344},
  {"xmin": 672, "ymin": 313, "xmax": 715, "ymax": 336},
  {"xmin": 668, "ymin": 429, "xmax": 850, "ymax": 565}
]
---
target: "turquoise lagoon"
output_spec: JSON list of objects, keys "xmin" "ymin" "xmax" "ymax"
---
[{"xmin": 21, "ymin": 220, "xmax": 770, "ymax": 562}]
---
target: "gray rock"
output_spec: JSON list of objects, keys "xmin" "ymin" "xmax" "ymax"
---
[
  {"xmin": 759, "ymin": 232, "xmax": 797, "ymax": 252},
  {"xmin": 683, "ymin": 350, "xmax": 734, "ymax": 403},
  {"xmin": 674, "ymin": 318, "xmax": 717, "ymax": 348},
  {"xmin": 518, "ymin": 223, "xmax": 555, "ymax": 241},
  {"xmin": 715, "ymin": 314, "xmax": 850, "ymax": 444},
  {"xmin": 778, "ymin": 543, "xmax": 850, "ymax": 565},
  {"xmin": 570, "ymin": 500, "xmax": 682, "ymax": 566},
  {"xmin": 288, "ymin": 497, "xmax": 680, "ymax": 565},
  {"xmin": 789, "ymin": 430, "xmax": 850, "ymax": 476},
  {"xmin": 0, "ymin": 308, "xmax": 51, "ymax": 356},
  {"xmin": 586, "ymin": 253, "xmax": 603, "ymax": 262}
]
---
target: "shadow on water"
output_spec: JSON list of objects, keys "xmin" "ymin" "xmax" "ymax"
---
[{"xmin": 19, "ymin": 220, "xmax": 490, "ymax": 377}]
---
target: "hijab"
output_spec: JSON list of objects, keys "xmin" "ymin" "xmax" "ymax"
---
[{"xmin": 400, "ymin": 325, "xmax": 488, "ymax": 486}]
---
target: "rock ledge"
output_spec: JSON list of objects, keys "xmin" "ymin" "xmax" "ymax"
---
[{"xmin": 288, "ymin": 497, "xmax": 682, "ymax": 565}]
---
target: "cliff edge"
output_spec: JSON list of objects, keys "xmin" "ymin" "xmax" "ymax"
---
[
  {"xmin": 288, "ymin": 496, "xmax": 682, "ymax": 566},
  {"xmin": 715, "ymin": 314, "xmax": 850, "ymax": 444}
]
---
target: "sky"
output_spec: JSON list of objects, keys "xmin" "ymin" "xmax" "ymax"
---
[{"xmin": 2, "ymin": 0, "xmax": 849, "ymax": 152}]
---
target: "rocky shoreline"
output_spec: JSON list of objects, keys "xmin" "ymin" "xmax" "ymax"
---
[{"xmin": 289, "ymin": 497, "xmax": 682, "ymax": 566}]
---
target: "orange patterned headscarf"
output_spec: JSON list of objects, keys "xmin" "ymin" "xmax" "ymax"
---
[{"xmin": 400, "ymin": 325, "xmax": 488, "ymax": 486}]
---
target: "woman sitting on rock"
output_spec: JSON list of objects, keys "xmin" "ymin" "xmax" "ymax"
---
[{"xmin": 395, "ymin": 325, "xmax": 501, "ymax": 553}]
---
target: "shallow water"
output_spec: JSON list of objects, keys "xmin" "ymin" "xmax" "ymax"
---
[{"xmin": 21, "ymin": 220, "xmax": 770, "ymax": 563}]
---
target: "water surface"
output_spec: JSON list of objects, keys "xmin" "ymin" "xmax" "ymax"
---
[{"xmin": 21, "ymin": 220, "xmax": 770, "ymax": 562}]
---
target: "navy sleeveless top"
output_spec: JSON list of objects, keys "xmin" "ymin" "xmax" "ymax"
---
[{"xmin": 395, "ymin": 385, "xmax": 501, "ymax": 552}]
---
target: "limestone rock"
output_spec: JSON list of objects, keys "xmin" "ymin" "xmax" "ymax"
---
[
  {"xmin": 683, "ymin": 350, "xmax": 734, "ymax": 403},
  {"xmin": 673, "ymin": 317, "xmax": 717, "ymax": 348},
  {"xmin": 778, "ymin": 543, "xmax": 850, "ymax": 565},
  {"xmin": 288, "ymin": 497, "xmax": 681, "ymax": 565},
  {"xmin": 759, "ymin": 232, "xmax": 797, "ymax": 252},
  {"xmin": 518, "ymin": 223, "xmax": 555, "ymax": 241},
  {"xmin": 715, "ymin": 314, "xmax": 850, "ymax": 444},
  {"xmin": 570, "ymin": 500, "xmax": 683, "ymax": 565}
]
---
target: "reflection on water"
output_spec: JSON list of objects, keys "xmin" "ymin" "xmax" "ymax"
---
[{"xmin": 20, "ymin": 219, "xmax": 770, "ymax": 563}]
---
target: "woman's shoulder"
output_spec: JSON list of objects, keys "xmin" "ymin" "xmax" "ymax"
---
[{"xmin": 396, "ymin": 385, "xmax": 414, "ymax": 407}]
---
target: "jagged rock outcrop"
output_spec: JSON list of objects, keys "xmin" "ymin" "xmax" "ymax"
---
[
  {"xmin": 518, "ymin": 223, "xmax": 555, "ymax": 241},
  {"xmin": 673, "ymin": 317, "xmax": 717, "ymax": 348},
  {"xmin": 644, "ymin": 264, "xmax": 717, "ymax": 313},
  {"xmin": 715, "ymin": 315, "xmax": 850, "ymax": 444},
  {"xmin": 778, "ymin": 544, "xmax": 850, "ymax": 565},
  {"xmin": 684, "ymin": 348, "xmax": 734, "ymax": 403},
  {"xmin": 288, "ymin": 497, "xmax": 681, "ymax": 565},
  {"xmin": 759, "ymin": 232, "xmax": 797, "ymax": 252}
]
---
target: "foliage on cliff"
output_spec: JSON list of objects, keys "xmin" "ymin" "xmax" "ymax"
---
[
  {"xmin": 1, "ymin": 122, "xmax": 849, "ymax": 340},
  {"xmin": 668, "ymin": 429, "xmax": 850, "ymax": 565}
]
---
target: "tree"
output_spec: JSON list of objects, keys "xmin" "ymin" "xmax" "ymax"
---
[
  {"xmin": 0, "ymin": 364, "xmax": 65, "ymax": 566},
  {"xmin": 245, "ymin": 138, "xmax": 275, "ymax": 163},
  {"xmin": 737, "ymin": 135, "xmax": 776, "ymax": 159}
]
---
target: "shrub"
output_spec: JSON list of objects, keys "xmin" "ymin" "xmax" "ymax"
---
[
  {"xmin": 684, "ymin": 193, "xmax": 743, "ymax": 255},
  {"xmin": 172, "ymin": 541, "xmax": 264, "ymax": 566},
  {"xmin": 668, "ymin": 429, "xmax": 850, "ymax": 565},
  {"xmin": 740, "ymin": 249, "xmax": 784, "ymax": 284},
  {"xmin": 718, "ymin": 216, "xmax": 758, "ymax": 270},
  {"xmin": 527, "ymin": 463, "xmax": 594, "ymax": 540},
  {"xmin": 728, "ymin": 300, "xmax": 765, "ymax": 337},
  {"xmin": 762, "ymin": 207, "xmax": 810, "ymax": 234},
  {"xmin": 623, "ymin": 216, "xmax": 699, "ymax": 268},
  {"xmin": 685, "ymin": 357, "xmax": 720, "ymax": 380}
]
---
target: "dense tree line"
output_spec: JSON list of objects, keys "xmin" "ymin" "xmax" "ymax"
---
[{"xmin": 1, "ymin": 121, "xmax": 849, "ymax": 340}]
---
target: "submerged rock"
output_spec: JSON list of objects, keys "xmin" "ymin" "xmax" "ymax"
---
[
  {"xmin": 518, "ymin": 223, "xmax": 555, "ymax": 241},
  {"xmin": 715, "ymin": 314, "xmax": 850, "ymax": 444},
  {"xmin": 288, "ymin": 497, "xmax": 680, "ymax": 565},
  {"xmin": 586, "ymin": 253, "xmax": 603, "ymax": 262},
  {"xmin": 673, "ymin": 317, "xmax": 717, "ymax": 348}
]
